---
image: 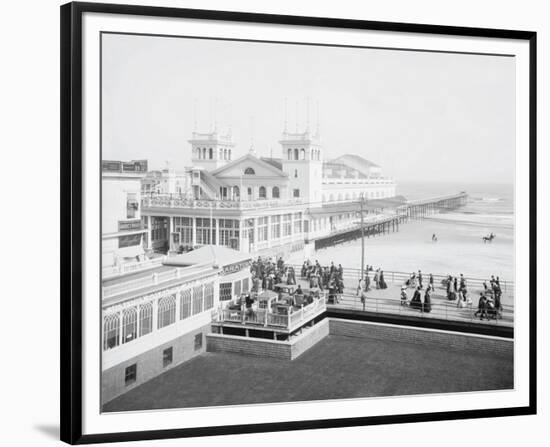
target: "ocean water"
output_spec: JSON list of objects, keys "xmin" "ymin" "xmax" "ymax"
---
[{"xmin": 289, "ymin": 182, "xmax": 515, "ymax": 281}]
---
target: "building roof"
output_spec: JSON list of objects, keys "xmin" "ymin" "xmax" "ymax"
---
[
  {"xmin": 164, "ymin": 246, "xmax": 252, "ymax": 268},
  {"xmin": 260, "ymin": 157, "xmax": 283, "ymax": 171},
  {"xmin": 330, "ymin": 154, "xmax": 380, "ymax": 178},
  {"xmin": 210, "ymin": 153, "xmax": 287, "ymax": 178}
]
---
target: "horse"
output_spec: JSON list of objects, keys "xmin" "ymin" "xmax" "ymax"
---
[{"xmin": 482, "ymin": 233, "xmax": 496, "ymax": 243}]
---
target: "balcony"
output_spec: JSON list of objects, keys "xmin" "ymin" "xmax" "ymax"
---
[{"xmin": 142, "ymin": 194, "xmax": 304, "ymax": 211}]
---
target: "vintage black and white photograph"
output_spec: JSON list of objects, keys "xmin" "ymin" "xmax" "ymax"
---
[{"xmin": 99, "ymin": 30, "xmax": 517, "ymax": 413}]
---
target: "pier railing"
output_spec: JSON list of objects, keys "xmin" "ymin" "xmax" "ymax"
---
[
  {"xmin": 291, "ymin": 265, "xmax": 514, "ymax": 293},
  {"xmin": 332, "ymin": 293, "xmax": 513, "ymax": 327}
]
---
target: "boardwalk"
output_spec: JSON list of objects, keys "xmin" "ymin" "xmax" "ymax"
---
[{"xmin": 291, "ymin": 269, "xmax": 514, "ymax": 328}]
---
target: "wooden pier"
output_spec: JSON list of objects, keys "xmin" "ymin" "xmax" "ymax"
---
[{"xmin": 312, "ymin": 191, "xmax": 468, "ymax": 250}]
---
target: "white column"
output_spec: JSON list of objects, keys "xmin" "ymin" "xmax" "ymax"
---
[
  {"xmin": 191, "ymin": 217, "xmax": 196, "ymax": 247},
  {"xmin": 215, "ymin": 218, "xmax": 219, "ymax": 246},
  {"xmin": 175, "ymin": 290, "xmax": 181, "ymax": 321},
  {"xmin": 146, "ymin": 215, "xmax": 152, "ymax": 249},
  {"xmin": 252, "ymin": 217, "xmax": 258, "ymax": 252},
  {"xmin": 266, "ymin": 215, "xmax": 272, "ymax": 248},
  {"xmin": 152, "ymin": 298, "xmax": 159, "ymax": 331}
]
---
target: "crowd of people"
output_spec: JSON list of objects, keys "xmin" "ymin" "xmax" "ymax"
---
[
  {"xmin": 249, "ymin": 256, "xmax": 297, "ymax": 292},
  {"xmin": 300, "ymin": 260, "xmax": 345, "ymax": 303},
  {"xmin": 249, "ymin": 256, "xmax": 504, "ymax": 321}
]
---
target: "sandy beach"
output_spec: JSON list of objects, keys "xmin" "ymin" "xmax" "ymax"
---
[{"xmin": 288, "ymin": 210, "xmax": 514, "ymax": 282}]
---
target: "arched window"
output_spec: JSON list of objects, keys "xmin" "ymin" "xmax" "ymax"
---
[
  {"xmin": 259, "ymin": 186, "xmax": 266, "ymax": 199},
  {"xmin": 103, "ymin": 313, "xmax": 120, "ymax": 350},
  {"xmin": 300, "ymin": 148, "xmax": 306, "ymax": 160},
  {"xmin": 345, "ymin": 193, "xmax": 350, "ymax": 200},
  {"xmin": 139, "ymin": 302, "xmax": 153, "ymax": 336},
  {"xmin": 294, "ymin": 148, "xmax": 299, "ymax": 160},
  {"xmin": 272, "ymin": 186, "xmax": 280, "ymax": 198},
  {"xmin": 244, "ymin": 167, "xmax": 255, "ymax": 175},
  {"xmin": 322, "ymin": 194, "xmax": 326, "ymax": 202},
  {"xmin": 228, "ymin": 149, "xmax": 232, "ymax": 160},
  {"xmin": 202, "ymin": 148, "xmax": 206, "ymax": 159},
  {"xmin": 157, "ymin": 295, "xmax": 176, "ymax": 329},
  {"xmin": 208, "ymin": 148, "xmax": 213, "ymax": 159},
  {"xmin": 288, "ymin": 148, "xmax": 292, "ymax": 160},
  {"xmin": 338, "ymin": 193, "xmax": 343, "ymax": 201},
  {"xmin": 219, "ymin": 148, "xmax": 223, "ymax": 159},
  {"xmin": 233, "ymin": 186, "xmax": 240, "ymax": 199},
  {"xmin": 294, "ymin": 169, "xmax": 298, "ymax": 178},
  {"xmin": 224, "ymin": 149, "xmax": 228, "ymax": 160},
  {"xmin": 122, "ymin": 307, "xmax": 137, "ymax": 344},
  {"xmin": 196, "ymin": 148, "xmax": 201, "ymax": 159},
  {"xmin": 329, "ymin": 194, "xmax": 334, "ymax": 202}
]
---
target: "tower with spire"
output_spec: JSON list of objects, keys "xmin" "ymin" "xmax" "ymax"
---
[
  {"xmin": 189, "ymin": 100, "xmax": 234, "ymax": 170},
  {"xmin": 280, "ymin": 97, "xmax": 323, "ymax": 206}
]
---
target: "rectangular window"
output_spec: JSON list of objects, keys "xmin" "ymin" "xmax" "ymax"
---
[
  {"xmin": 234, "ymin": 280, "xmax": 241, "ymax": 297},
  {"xmin": 219, "ymin": 219, "xmax": 240, "ymax": 247},
  {"xmin": 242, "ymin": 278, "xmax": 250, "ymax": 293},
  {"xmin": 271, "ymin": 215, "xmax": 281, "ymax": 239},
  {"xmin": 293, "ymin": 189, "xmax": 300, "ymax": 198},
  {"xmin": 195, "ymin": 218, "xmax": 216, "ymax": 245},
  {"xmin": 194, "ymin": 333, "xmax": 203, "ymax": 351},
  {"xmin": 283, "ymin": 213, "xmax": 292, "ymax": 237},
  {"xmin": 163, "ymin": 347, "xmax": 173, "ymax": 368},
  {"xmin": 118, "ymin": 234, "xmax": 142, "ymax": 248},
  {"xmin": 125, "ymin": 364, "xmax": 137, "ymax": 386},
  {"xmin": 257, "ymin": 216, "xmax": 269, "ymax": 242},
  {"xmin": 173, "ymin": 217, "xmax": 193, "ymax": 245},
  {"xmin": 204, "ymin": 282, "xmax": 214, "ymax": 310},
  {"xmin": 219, "ymin": 282, "xmax": 232, "ymax": 301},
  {"xmin": 180, "ymin": 289, "xmax": 192, "ymax": 320},
  {"xmin": 151, "ymin": 217, "xmax": 168, "ymax": 242},
  {"xmin": 294, "ymin": 212, "xmax": 302, "ymax": 234}
]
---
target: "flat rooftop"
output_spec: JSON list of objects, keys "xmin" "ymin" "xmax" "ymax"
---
[{"xmin": 103, "ymin": 333, "xmax": 512, "ymax": 412}]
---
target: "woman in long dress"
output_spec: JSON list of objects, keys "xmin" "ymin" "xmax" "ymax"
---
[
  {"xmin": 379, "ymin": 270, "xmax": 388, "ymax": 289},
  {"xmin": 410, "ymin": 287, "xmax": 422, "ymax": 310},
  {"xmin": 423, "ymin": 287, "xmax": 432, "ymax": 313}
]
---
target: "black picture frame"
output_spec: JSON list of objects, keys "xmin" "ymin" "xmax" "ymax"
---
[{"xmin": 60, "ymin": 2, "xmax": 537, "ymax": 444}]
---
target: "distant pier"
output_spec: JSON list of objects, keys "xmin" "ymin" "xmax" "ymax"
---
[{"xmin": 312, "ymin": 191, "xmax": 468, "ymax": 250}]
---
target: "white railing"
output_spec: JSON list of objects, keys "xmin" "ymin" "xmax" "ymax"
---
[
  {"xmin": 219, "ymin": 295, "xmax": 327, "ymax": 330},
  {"xmin": 102, "ymin": 257, "xmax": 165, "ymax": 279},
  {"xmin": 142, "ymin": 195, "xmax": 304, "ymax": 210}
]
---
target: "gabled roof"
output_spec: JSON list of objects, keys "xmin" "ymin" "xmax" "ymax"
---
[
  {"xmin": 210, "ymin": 153, "xmax": 288, "ymax": 178},
  {"xmin": 260, "ymin": 157, "xmax": 283, "ymax": 171}
]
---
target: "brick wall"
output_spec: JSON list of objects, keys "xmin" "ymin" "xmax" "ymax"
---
[
  {"xmin": 101, "ymin": 322, "xmax": 211, "ymax": 405},
  {"xmin": 290, "ymin": 319, "xmax": 330, "ymax": 359},
  {"xmin": 207, "ymin": 333, "xmax": 291, "ymax": 359},
  {"xmin": 329, "ymin": 319, "xmax": 513, "ymax": 357},
  {"xmin": 207, "ymin": 319, "xmax": 330, "ymax": 360}
]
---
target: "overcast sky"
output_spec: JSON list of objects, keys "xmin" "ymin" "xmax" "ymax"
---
[{"xmin": 102, "ymin": 33, "xmax": 515, "ymax": 184}]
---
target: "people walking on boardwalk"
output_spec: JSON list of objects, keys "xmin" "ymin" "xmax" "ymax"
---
[
  {"xmin": 429, "ymin": 273, "xmax": 434, "ymax": 290},
  {"xmin": 400, "ymin": 286, "xmax": 408, "ymax": 306},
  {"xmin": 357, "ymin": 278, "xmax": 367, "ymax": 310},
  {"xmin": 406, "ymin": 272, "xmax": 417, "ymax": 288},
  {"xmin": 364, "ymin": 272, "xmax": 371, "ymax": 291},
  {"xmin": 459, "ymin": 274, "xmax": 466, "ymax": 291},
  {"xmin": 379, "ymin": 270, "xmax": 388, "ymax": 289},
  {"xmin": 423, "ymin": 286, "xmax": 432, "ymax": 313},
  {"xmin": 374, "ymin": 269, "xmax": 380, "ymax": 289},
  {"xmin": 474, "ymin": 293, "xmax": 488, "ymax": 320},
  {"xmin": 418, "ymin": 270, "xmax": 423, "ymax": 289},
  {"xmin": 432, "ymin": 233, "xmax": 438, "ymax": 242},
  {"xmin": 410, "ymin": 286, "xmax": 422, "ymax": 310}
]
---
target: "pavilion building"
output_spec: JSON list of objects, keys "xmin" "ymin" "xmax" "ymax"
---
[{"xmin": 141, "ymin": 125, "xmax": 397, "ymax": 256}]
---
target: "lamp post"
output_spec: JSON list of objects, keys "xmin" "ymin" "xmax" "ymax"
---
[{"xmin": 360, "ymin": 193, "xmax": 365, "ymax": 281}]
